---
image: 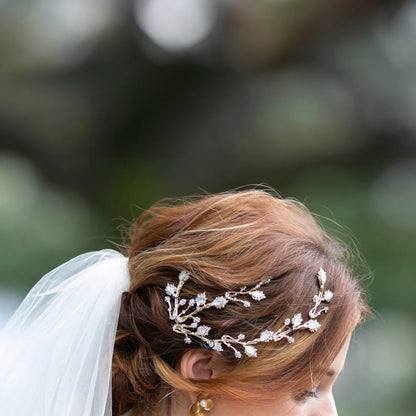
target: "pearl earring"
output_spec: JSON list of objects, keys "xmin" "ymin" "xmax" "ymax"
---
[{"xmin": 190, "ymin": 393, "xmax": 214, "ymax": 416}]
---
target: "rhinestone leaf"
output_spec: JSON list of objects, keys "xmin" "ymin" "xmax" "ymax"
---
[
  {"xmin": 196, "ymin": 292, "xmax": 206, "ymax": 307},
  {"xmin": 306, "ymin": 320, "xmax": 321, "ymax": 332},
  {"xmin": 292, "ymin": 313, "xmax": 303, "ymax": 327},
  {"xmin": 212, "ymin": 296, "xmax": 227, "ymax": 308},
  {"xmin": 165, "ymin": 283, "xmax": 176, "ymax": 296},
  {"xmin": 212, "ymin": 342, "xmax": 223, "ymax": 351},
  {"xmin": 179, "ymin": 270, "xmax": 189, "ymax": 281},
  {"xmin": 260, "ymin": 330, "xmax": 274, "ymax": 342},
  {"xmin": 249, "ymin": 290, "xmax": 266, "ymax": 301},
  {"xmin": 324, "ymin": 290, "xmax": 333, "ymax": 302},
  {"xmin": 318, "ymin": 268, "xmax": 327, "ymax": 285},
  {"xmin": 196, "ymin": 325, "xmax": 211, "ymax": 336},
  {"xmin": 244, "ymin": 345, "xmax": 258, "ymax": 357}
]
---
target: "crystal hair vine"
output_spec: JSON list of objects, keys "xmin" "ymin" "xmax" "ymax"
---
[{"xmin": 164, "ymin": 268, "xmax": 333, "ymax": 359}]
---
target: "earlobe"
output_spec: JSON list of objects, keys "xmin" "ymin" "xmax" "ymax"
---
[{"xmin": 179, "ymin": 349, "xmax": 219, "ymax": 381}]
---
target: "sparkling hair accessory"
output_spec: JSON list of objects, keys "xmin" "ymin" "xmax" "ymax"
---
[{"xmin": 164, "ymin": 268, "xmax": 333, "ymax": 358}]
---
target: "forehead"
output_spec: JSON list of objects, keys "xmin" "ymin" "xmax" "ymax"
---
[
  {"xmin": 326, "ymin": 336, "xmax": 351, "ymax": 376},
  {"xmin": 304, "ymin": 335, "xmax": 351, "ymax": 389}
]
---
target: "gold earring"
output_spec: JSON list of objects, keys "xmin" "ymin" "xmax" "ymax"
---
[{"xmin": 190, "ymin": 392, "xmax": 214, "ymax": 416}]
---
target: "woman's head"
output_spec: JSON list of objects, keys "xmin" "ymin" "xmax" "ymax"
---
[{"xmin": 112, "ymin": 189, "xmax": 369, "ymax": 416}]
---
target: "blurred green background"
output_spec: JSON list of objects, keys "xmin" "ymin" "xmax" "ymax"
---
[{"xmin": 1, "ymin": 0, "xmax": 415, "ymax": 414}]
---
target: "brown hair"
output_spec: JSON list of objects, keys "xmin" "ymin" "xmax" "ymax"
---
[{"xmin": 112, "ymin": 189, "xmax": 369, "ymax": 416}]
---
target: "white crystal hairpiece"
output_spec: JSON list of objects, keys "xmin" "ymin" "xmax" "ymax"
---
[{"xmin": 164, "ymin": 268, "xmax": 333, "ymax": 359}]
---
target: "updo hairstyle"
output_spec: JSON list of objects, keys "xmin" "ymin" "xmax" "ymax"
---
[{"xmin": 111, "ymin": 190, "xmax": 368, "ymax": 416}]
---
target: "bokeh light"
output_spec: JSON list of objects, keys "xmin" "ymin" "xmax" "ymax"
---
[{"xmin": 134, "ymin": 0, "xmax": 217, "ymax": 52}]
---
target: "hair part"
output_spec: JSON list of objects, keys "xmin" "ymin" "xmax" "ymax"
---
[{"xmin": 111, "ymin": 189, "xmax": 370, "ymax": 416}]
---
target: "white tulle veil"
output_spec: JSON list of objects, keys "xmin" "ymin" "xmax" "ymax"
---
[{"xmin": 0, "ymin": 249, "xmax": 130, "ymax": 416}]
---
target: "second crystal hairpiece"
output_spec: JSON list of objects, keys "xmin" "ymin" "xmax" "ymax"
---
[{"xmin": 164, "ymin": 268, "xmax": 333, "ymax": 358}]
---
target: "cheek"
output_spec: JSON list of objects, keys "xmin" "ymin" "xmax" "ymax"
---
[
  {"xmin": 316, "ymin": 392, "xmax": 337, "ymax": 416},
  {"xmin": 298, "ymin": 392, "xmax": 337, "ymax": 416},
  {"xmin": 209, "ymin": 396, "xmax": 304, "ymax": 416}
]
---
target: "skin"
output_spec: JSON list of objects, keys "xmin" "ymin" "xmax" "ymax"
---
[{"xmin": 175, "ymin": 336, "xmax": 351, "ymax": 416}]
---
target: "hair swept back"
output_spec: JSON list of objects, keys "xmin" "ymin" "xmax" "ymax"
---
[{"xmin": 111, "ymin": 189, "xmax": 370, "ymax": 416}]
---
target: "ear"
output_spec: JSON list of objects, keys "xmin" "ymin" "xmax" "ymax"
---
[{"xmin": 179, "ymin": 349, "xmax": 226, "ymax": 381}]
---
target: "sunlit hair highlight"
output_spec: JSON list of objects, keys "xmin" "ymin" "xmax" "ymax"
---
[{"xmin": 111, "ymin": 189, "xmax": 369, "ymax": 416}]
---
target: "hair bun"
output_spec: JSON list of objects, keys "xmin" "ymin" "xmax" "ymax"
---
[{"xmin": 112, "ymin": 294, "xmax": 161, "ymax": 416}]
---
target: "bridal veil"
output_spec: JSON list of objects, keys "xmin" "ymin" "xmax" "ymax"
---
[{"xmin": 0, "ymin": 249, "xmax": 130, "ymax": 416}]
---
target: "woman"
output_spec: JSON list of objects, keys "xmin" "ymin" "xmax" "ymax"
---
[{"xmin": 0, "ymin": 189, "xmax": 369, "ymax": 416}]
